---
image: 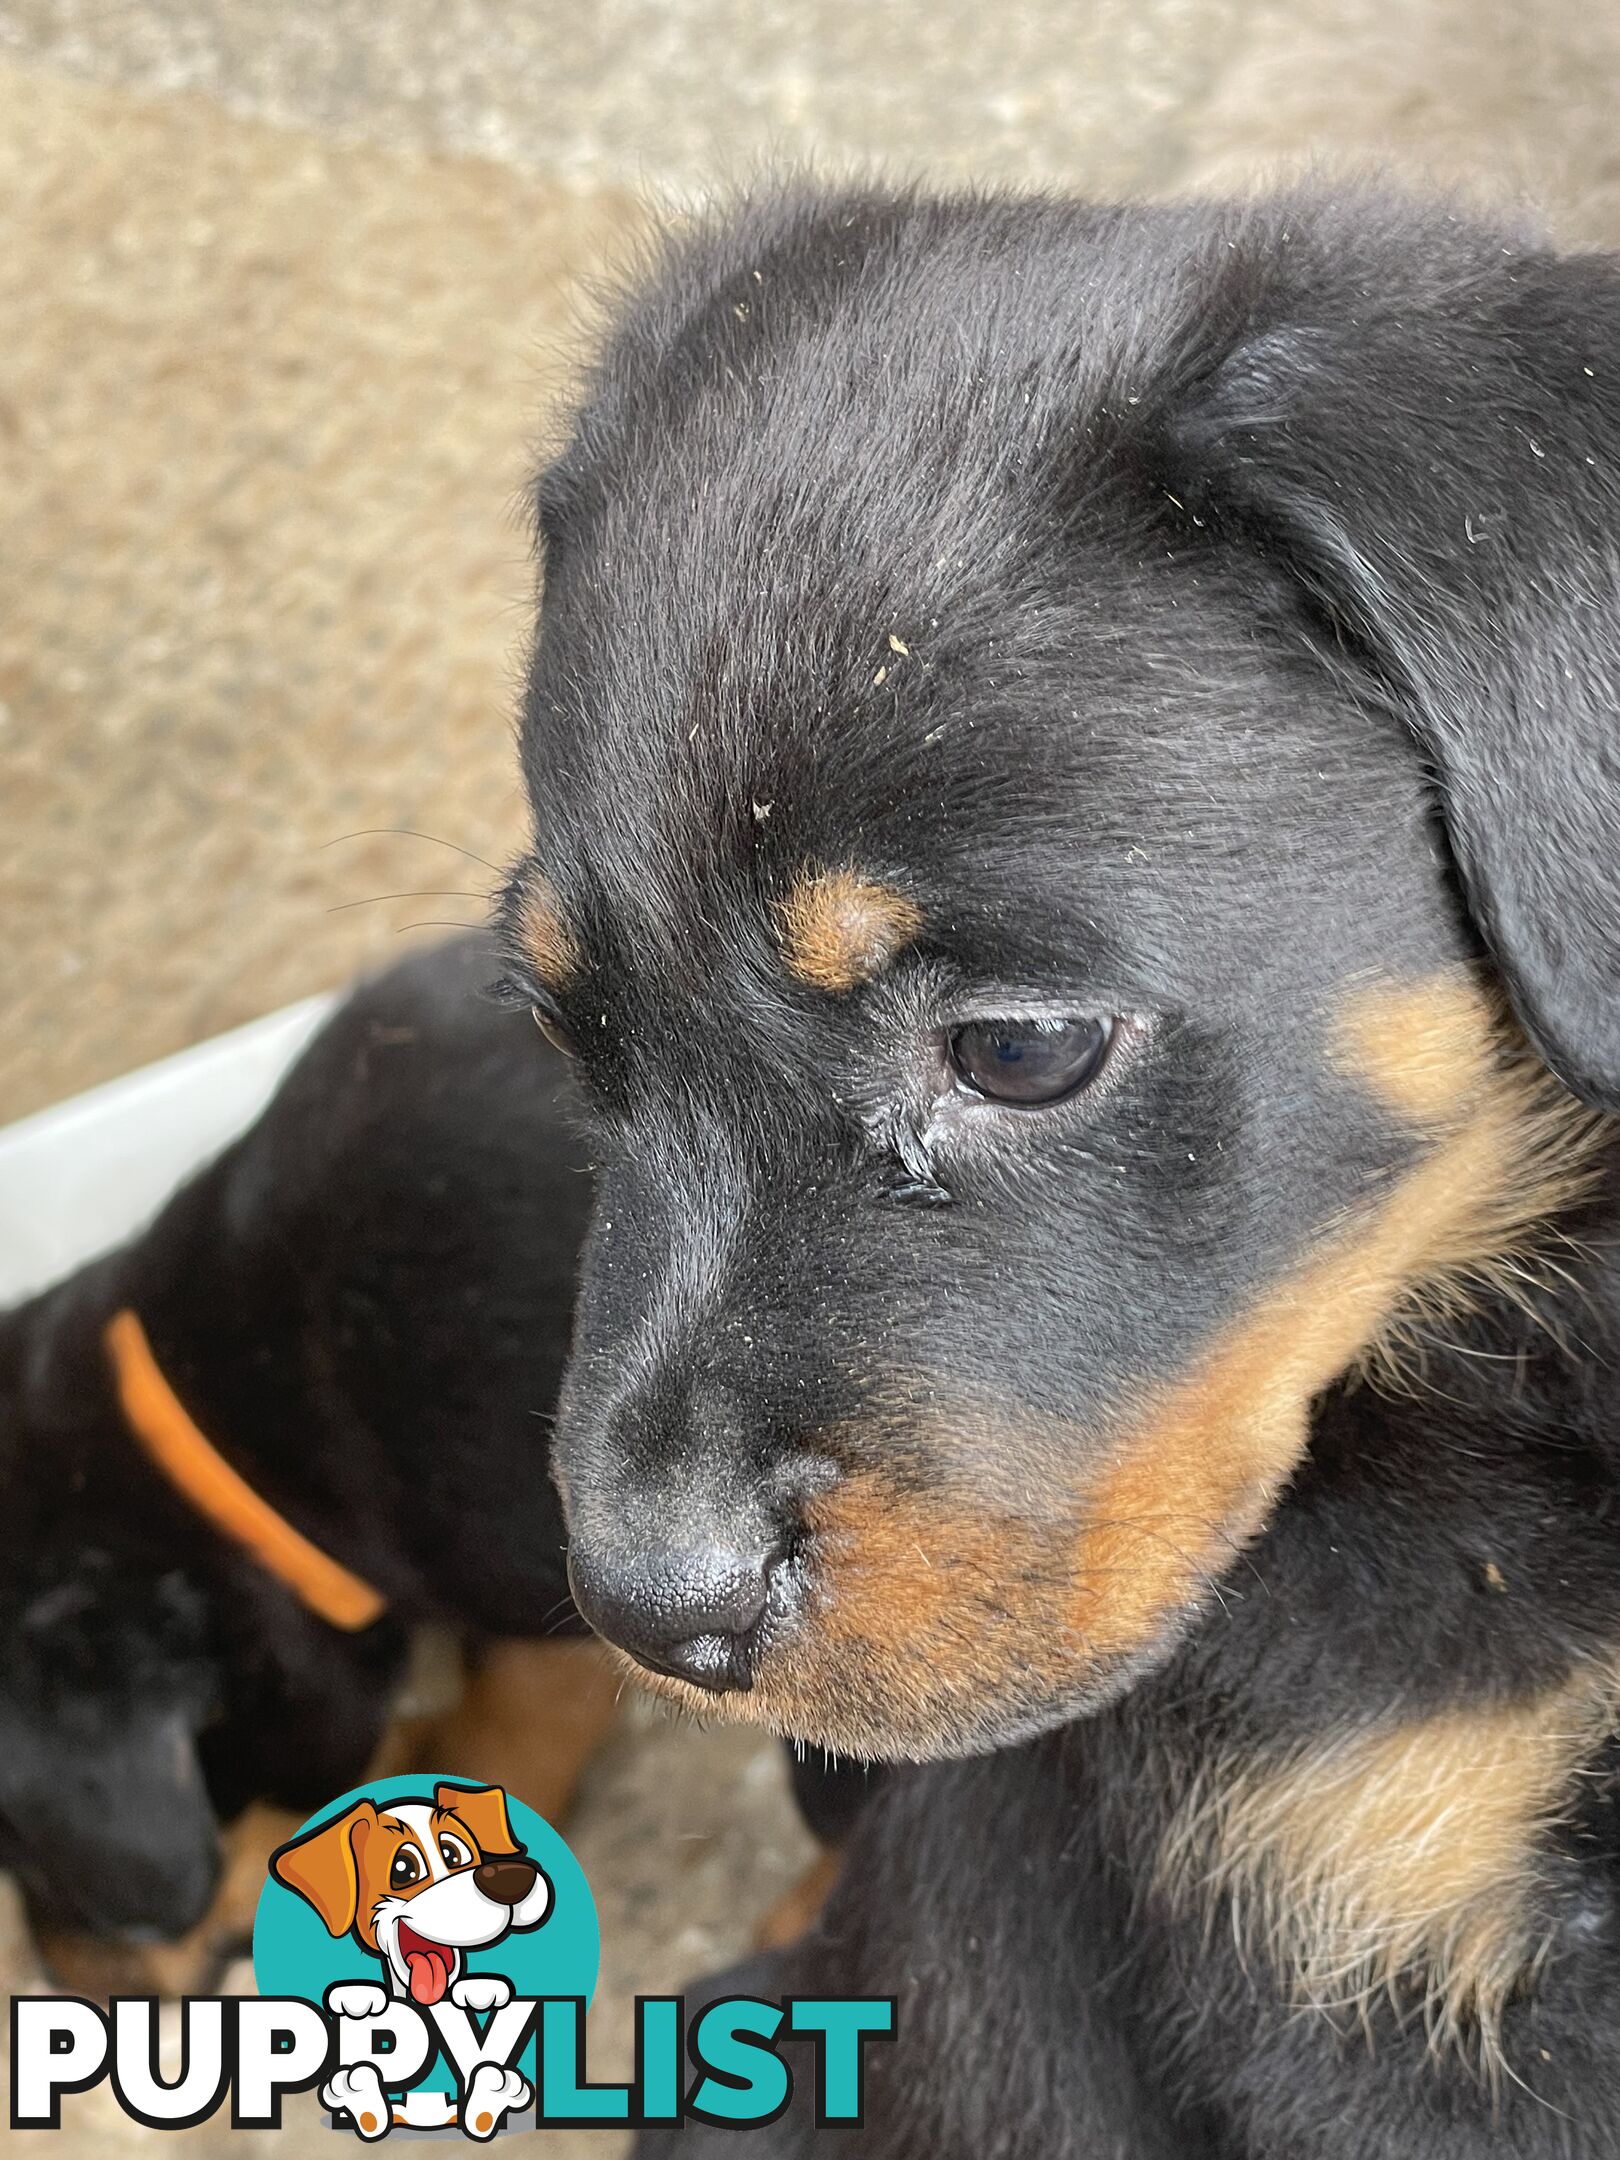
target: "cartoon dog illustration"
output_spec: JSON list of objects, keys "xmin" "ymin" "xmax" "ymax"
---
[{"xmin": 270, "ymin": 1782, "xmax": 552, "ymax": 2138}]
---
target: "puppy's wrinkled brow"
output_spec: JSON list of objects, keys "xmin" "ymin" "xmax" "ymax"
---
[
  {"xmin": 515, "ymin": 873, "xmax": 582, "ymax": 990},
  {"xmin": 776, "ymin": 868, "xmax": 923, "ymax": 993}
]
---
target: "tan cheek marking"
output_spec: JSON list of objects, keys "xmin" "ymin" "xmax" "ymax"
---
[
  {"xmin": 517, "ymin": 874, "xmax": 582, "ymax": 990},
  {"xmin": 803, "ymin": 1473, "xmax": 1054, "ymax": 1675},
  {"xmin": 1334, "ymin": 972, "xmax": 1497, "ymax": 1127},
  {"xmin": 1075, "ymin": 975, "xmax": 1610, "ymax": 1661},
  {"xmin": 1158, "ymin": 1662, "xmax": 1620, "ymax": 2066},
  {"xmin": 1070, "ymin": 1146, "xmax": 1490, "ymax": 1663},
  {"xmin": 617, "ymin": 1466, "xmax": 1087, "ymax": 1755},
  {"xmin": 776, "ymin": 868, "xmax": 922, "ymax": 992}
]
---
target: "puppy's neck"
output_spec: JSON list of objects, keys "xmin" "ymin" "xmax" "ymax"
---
[
  {"xmin": 1145, "ymin": 1142, "xmax": 1620, "ymax": 2074},
  {"xmin": 1371, "ymin": 1127, "xmax": 1620, "ymax": 1442},
  {"xmin": 6, "ymin": 1148, "xmax": 378, "ymax": 1560}
]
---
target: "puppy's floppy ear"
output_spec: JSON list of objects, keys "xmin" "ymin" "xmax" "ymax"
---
[
  {"xmin": 435, "ymin": 1782, "xmax": 521, "ymax": 1858},
  {"xmin": 269, "ymin": 1800, "xmax": 376, "ymax": 1936},
  {"xmin": 1173, "ymin": 230, "xmax": 1620, "ymax": 1108}
]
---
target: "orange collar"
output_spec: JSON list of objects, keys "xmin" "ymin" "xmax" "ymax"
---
[{"xmin": 105, "ymin": 1307, "xmax": 387, "ymax": 1632}]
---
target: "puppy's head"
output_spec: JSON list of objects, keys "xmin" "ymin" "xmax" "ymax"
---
[
  {"xmin": 0, "ymin": 1555, "xmax": 222, "ymax": 1946},
  {"xmin": 506, "ymin": 188, "xmax": 1619, "ymax": 1760},
  {"xmin": 271, "ymin": 1783, "xmax": 548, "ymax": 2003},
  {"xmin": 0, "ymin": 1287, "xmax": 408, "ymax": 1975}
]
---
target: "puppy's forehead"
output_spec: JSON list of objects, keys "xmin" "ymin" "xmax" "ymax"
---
[
  {"xmin": 527, "ymin": 563, "xmax": 1370, "ymax": 1012},
  {"xmin": 529, "ymin": 201, "xmax": 1153, "ymax": 870},
  {"xmin": 524, "ymin": 194, "xmax": 1426, "ymax": 1000}
]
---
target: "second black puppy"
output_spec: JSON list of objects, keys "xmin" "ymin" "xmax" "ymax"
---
[{"xmin": 0, "ymin": 934, "xmax": 607, "ymax": 1985}]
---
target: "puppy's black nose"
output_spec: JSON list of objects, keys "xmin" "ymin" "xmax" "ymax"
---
[
  {"xmin": 568, "ymin": 1543, "xmax": 779, "ymax": 1692},
  {"xmin": 474, "ymin": 1857, "xmax": 539, "ymax": 1906}
]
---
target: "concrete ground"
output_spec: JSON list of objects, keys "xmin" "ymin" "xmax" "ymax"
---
[{"xmin": 4, "ymin": 0, "xmax": 1620, "ymax": 2150}]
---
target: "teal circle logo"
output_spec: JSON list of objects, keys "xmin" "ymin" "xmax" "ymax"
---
[{"xmin": 253, "ymin": 1774, "xmax": 598, "ymax": 2135}]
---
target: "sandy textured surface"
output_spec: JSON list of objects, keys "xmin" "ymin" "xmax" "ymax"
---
[
  {"xmin": 7, "ymin": 0, "xmax": 1620, "ymax": 223},
  {"xmin": 0, "ymin": 60, "xmax": 640, "ymax": 1121}
]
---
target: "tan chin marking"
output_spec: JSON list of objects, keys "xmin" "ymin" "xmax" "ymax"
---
[
  {"xmin": 775, "ymin": 867, "xmax": 922, "ymax": 992},
  {"xmin": 1158, "ymin": 1660, "xmax": 1620, "ymax": 2073},
  {"xmin": 516, "ymin": 873, "xmax": 582, "ymax": 990}
]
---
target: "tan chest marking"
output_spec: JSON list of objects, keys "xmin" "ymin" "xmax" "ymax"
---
[{"xmin": 1158, "ymin": 1664, "xmax": 1620, "ymax": 2065}]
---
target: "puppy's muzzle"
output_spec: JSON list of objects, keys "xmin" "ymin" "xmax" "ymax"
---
[{"xmin": 567, "ymin": 1540, "xmax": 787, "ymax": 1693}]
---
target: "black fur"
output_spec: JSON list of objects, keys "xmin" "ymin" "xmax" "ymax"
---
[
  {"xmin": 0, "ymin": 935, "xmax": 588, "ymax": 1948},
  {"xmin": 506, "ymin": 185, "xmax": 1620, "ymax": 2153}
]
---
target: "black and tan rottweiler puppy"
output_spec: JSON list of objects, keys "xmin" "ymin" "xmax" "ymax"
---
[
  {"xmin": 0, "ymin": 935, "xmax": 613, "ymax": 1990},
  {"xmin": 501, "ymin": 185, "xmax": 1620, "ymax": 2154}
]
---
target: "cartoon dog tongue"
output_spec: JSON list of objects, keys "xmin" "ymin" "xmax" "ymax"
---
[{"xmin": 399, "ymin": 1924, "xmax": 454, "ymax": 2005}]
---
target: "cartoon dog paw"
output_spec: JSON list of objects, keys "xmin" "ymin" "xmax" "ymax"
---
[
  {"xmin": 461, "ymin": 2063, "xmax": 531, "ymax": 2140},
  {"xmin": 326, "ymin": 1980, "xmax": 390, "ymax": 2022},
  {"xmin": 449, "ymin": 1973, "xmax": 513, "ymax": 2013},
  {"xmin": 322, "ymin": 2063, "xmax": 392, "ymax": 2139}
]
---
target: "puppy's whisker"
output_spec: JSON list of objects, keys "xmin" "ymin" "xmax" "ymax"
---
[
  {"xmin": 323, "ymin": 827, "xmax": 504, "ymax": 874},
  {"xmin": 326, "ymin": 889, "xmax": 489, "ymax": 914}
]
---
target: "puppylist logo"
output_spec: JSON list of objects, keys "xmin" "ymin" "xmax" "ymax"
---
[{"xmin": 10, "ymin": 1773, "xmax": 895, "ymax": 2139}]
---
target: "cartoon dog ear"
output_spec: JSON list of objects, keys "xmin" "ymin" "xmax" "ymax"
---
[
  {"xmin": 434, "ymin": 1782, "xmax": 521, "ymax": 1858},
  {"xmin": 269, "ymin": 1800, "xmax": 377, "ymax": 1936},
  {"xmin": 1172, "ymin": 223, "xmax": 1620, "ymax": 1109}
]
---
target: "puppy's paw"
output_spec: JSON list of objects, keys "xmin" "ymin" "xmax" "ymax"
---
[
  {"xmin": 461, "ymin": 2062, "xmax": 530, "ymax": 2140},
  {"xmin": 325, "ymin": 1980, "xmax": 390, "ymax": 2022},
  {"xmin": 449, "ymin": 1972, "xmax": 513, "ymax": 2013},
  {"xmin": 322, "ymin": 2063, "xmax": 392, "ymax": 2139}
]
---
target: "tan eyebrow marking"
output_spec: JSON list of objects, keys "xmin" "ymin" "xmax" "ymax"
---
[
  {"xmin": 516, "ymin": 873, "xmax": 582, "ymax": 990},
  {"xmin": 776, "ymin": 867, "xmax": 923, "ymax": 992}
]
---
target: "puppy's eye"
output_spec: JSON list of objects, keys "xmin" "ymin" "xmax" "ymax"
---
[
  {"xmin": 532, "ymin": 1007, "xmax": 576, "ymax": 1057},
  {"xmin": 948, "ymin": 1017, "xmax": 1111, "ymax": 1105},
  {"xmin": 438, "ymin": 1833, "xmax": 473, "ymax": 1870},
  {"xmin": 390, "ymin": 1846, "xmax": 424, "ymax": 1890}
]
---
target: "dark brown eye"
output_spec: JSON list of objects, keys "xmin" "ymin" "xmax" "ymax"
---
[
  {"xmin": 389, "ymin": 1846, "xmax": 424, "ymax": 1890},
  {"xmin": 532, "ymin": 1008, "xmax": 575, "ymax": 1058},
  {"xmin": 948, "ymin": 1017, "xmax": 1111, "ymax": 1105}
]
